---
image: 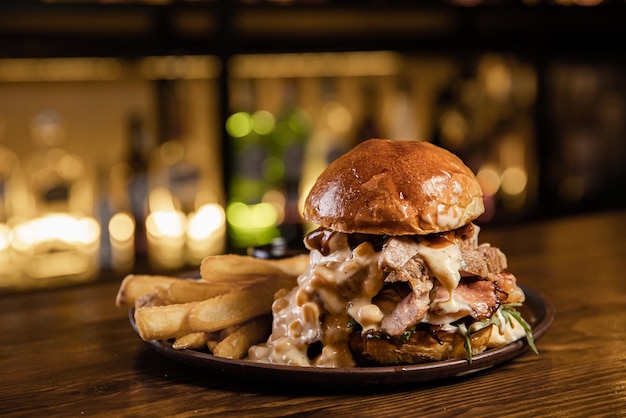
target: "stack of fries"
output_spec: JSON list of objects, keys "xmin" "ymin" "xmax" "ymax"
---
[{"xmin": 115, "ymin": 254, "xmax": 308, "ymax": 360}]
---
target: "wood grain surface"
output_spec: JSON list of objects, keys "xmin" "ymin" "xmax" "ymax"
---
[{"xmin": 1, "ymin": 211, "xmax": 625, "ymax": 417}]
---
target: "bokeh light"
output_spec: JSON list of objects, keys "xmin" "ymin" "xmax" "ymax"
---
[
  {"xmin": 226, "ymin": 112, "xmax": 253, "ymax": 138},
  {"xmin": 109, "ymin": 212, "xmax": 135, "ymax": 243}
]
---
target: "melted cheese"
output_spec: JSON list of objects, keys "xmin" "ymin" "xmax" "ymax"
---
[
  {"xmin": 486, "ymin": 312, "xmax": 526, "ymax": 347},
  {"xmin": 417, "ymin": 238, "xmax": 461, "ymax": 297},
  {"xmin": 247, "ymin": 232, "xmax": 471, "ymax": 367},
  {"xmin": 417, "ymin": 237, "xmax": 463, "ymax": 314},
  {"xmin": 347, "ymin": 299, "xmax": 384, "ymax": 333},
  {"xmin": 248, "ymin": 234, "xmax": 384, "ymax": 367}
]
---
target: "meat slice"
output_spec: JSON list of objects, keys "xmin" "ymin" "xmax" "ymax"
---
[
  {"xmin": 459, "ymin": 248, "xmax": 489, "ymax": 278},
  {"xmin": 380, "ymin": 275, "xmax": 433, "ymax": 337},
  {"xmin": 430, "ymin": 279, "xmax": 499, "ymax": 321},
  {"xmin": 457, "ymin": 279, "xmax": 500, "ymax": 320},
  {"xmin": 493, "ymin": 272, "xmax": 525, "ymax": 304},
  {"xmin": 385, "ymin": 257, "xmax": 426, "ymax": 284},
  {"xmin": 476, "ymin": 244, "xmax": 508, "ymax": 273},
  {"xmin": 378, "ymin": 237, "xmax": 433, "ymax": 336},
  {"xmin": 459, "ymin": 244, "xmax": 508, "ymax": 279},
  {"xmin": 379, "ymin": 237, "xmax": 420, "ymax": 276}
]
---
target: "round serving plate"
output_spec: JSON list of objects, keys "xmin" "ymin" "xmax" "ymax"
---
[{"xmin": 130, "ymin": 285, "xmax": 554, "ymax": 386}]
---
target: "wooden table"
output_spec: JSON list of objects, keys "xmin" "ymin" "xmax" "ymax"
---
[{"xmin": 2, "ymin": 210, "xmax": 625, "ymax": 417}]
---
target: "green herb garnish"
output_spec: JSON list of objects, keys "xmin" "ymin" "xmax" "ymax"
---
[
  {"xmin": 458, "ymin": 303, "xmax": 538, "ymax": 363},
  {"xmin": 402, "ymin": 325, "xmax": 417, "ymax": 342}
]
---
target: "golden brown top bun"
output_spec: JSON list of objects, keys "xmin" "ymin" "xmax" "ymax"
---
[{"xmin": 304, "ymin": 139, "xmax": 484, "ymax": 235}]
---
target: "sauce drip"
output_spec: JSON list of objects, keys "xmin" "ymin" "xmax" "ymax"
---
[{"xmin": 249, "ymin": 232, "xmax": 384, "ymax": 367}]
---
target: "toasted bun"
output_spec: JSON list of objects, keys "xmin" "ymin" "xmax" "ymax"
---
[
  {"xmin": 349, "ymin": 325, "xmax": 492, "ymax": 365},
  {"xmin": 304, "ymin": 139, "xmax": 484, "ymax": 235}
]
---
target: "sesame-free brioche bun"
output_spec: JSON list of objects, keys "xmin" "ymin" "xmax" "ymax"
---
[{"xmin": 303, "ymin": 139, "xmax": 484, "ymax": 235}]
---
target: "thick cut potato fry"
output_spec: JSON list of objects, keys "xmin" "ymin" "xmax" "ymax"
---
[
  {"xmin": 134, "ymin": 291, "xmax": 167, "ymax": 309},
  {"xmin": 162, "ymin": 279, "xmax": 238, "ymax": 304},
  {"xmin": 212, "ymin": 315, "xmax": 272, "ymax": 359},
  {"xmin": 200, "ymin": 254, "xmax": 292, "ymax": 283},
  {"xmin": 188, "ymin": 276, "xmax": 296, "ymax": 332},
  {"xmin": 118, "ymin": 274, "xmax": 238, "ymax": 308},
  {"xmin": 172, "ymin": 332, "xmax": 212, "ymax": 350},
  {"xmin": 116, "ymin": 274, "xmax": 182, "ymax": 308},
  {"xmin": 134, "ymin": 301, "xmax": 198, "ymax": 341},
  {"xmin": 120, "ymin": 254, "xmax": 305, "ymax": 354},
  {"xmin": 267, "ymin": 254, "xmax": 309, "ymax": 277},
  {"xmin": 207, "ymin": 339, "xmax": 219, "ymax": 352}
]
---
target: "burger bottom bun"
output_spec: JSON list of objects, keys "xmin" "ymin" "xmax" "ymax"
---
[{"xmin": 349, "ymin": 325, "xmax": 493, "ymax": 366}]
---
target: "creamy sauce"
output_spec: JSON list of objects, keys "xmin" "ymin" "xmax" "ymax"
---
[
  {"xmin": 417, "ymin": 237, "xmax": 461, "ymax": 299},
  {"xmin": 247, "ymin": 225, "xmax": 519, "ymax": 367},
  {"xmin": 486, "ymin": 316, "xmax": 526, "ymax": 347},
  {"xmin": 248, "ymin": 233, "xmax": 384, "ymax": 367}
]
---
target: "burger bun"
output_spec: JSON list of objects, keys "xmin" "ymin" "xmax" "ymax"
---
[{"xmin": 304, "ymin": 139, "xmax": 484, "ymax": 236}]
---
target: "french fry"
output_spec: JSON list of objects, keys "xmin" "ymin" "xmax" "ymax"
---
[
  {"xmin": 161, "ymin": 279, "xmax": 238, "ymax": 304},
  {"xmin": 152, "ymin": 285, "xmax": 171, "ymax": 305},
  {"xmin": 120, "ymin": 254, "xmax": 305, "ymax": 358},
  {"xmin": 212, "ymin": 315, "xmax": 272, "ymax": 359},
  {"xmin": 116, "ymin": 274, "xmax": 183, "ymax": 308},
  {"xmin": 207, "ymin": 339, "xmax": 219, "ymax": 352},
  {"xmin": 172, "ymin": 332, "xmax": 213, "ymax": 350},
  {"xmin": 134, "ymin": 301, "xmax": 198, "ymax": 341},
  {"xmin": 200, "ymin": 254, "xmax": 292, "ymax": 283},
  {"xmin": 268, "ymin": 254, "xmax": 309, "ymax": 277},
  {"xmin": 188, "ymin": 276, "xmax": 296, "ymax": 333},
  {"xmin": 134, "ymin": 291, "xmax": 167, "ymax": 309}
]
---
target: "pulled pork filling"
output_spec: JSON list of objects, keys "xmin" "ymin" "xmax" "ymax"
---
[{"xmin": 247, "ymin": 223, "xmax": 527, "ymax": 367}]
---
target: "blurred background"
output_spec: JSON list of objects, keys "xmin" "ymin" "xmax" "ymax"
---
[{"xmin": 0, "ymin": 0, "xmax": 624, "ymax": 291}]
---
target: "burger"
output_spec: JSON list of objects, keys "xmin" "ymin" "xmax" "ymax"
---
[{"xmin": 248, "ymin": 138, "xmax": 536, "ymax": 367}]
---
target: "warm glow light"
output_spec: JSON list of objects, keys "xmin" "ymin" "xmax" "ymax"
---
[
  {"xmin": 109, "ymin": 211, "xmax": 135, "ymax": 273},
  {"xmin": 146, "ymin": 210, "xmax": 186, "ymax": 239},
  {"xmin": 145, "ymin": 187, "xmax": 194, "ymax": 269},
  {"xmin": 78, "ymin": 218, "xmax": 100, "ymax": 245},
  {"xmin": 11, "ymin": 214, "xmax": 100, "ymax": 252},
  {"xmin": 7, "ymin": 214, "xmax": 100, "ymax": 282},
  {"xmin": 439, "ymin": 109, "xmax": 467, "ymax": 149},
  {"xmin": 108, "ymin": 212, "xmax": 135, "ymax": 242},
  {"xmin": 0, "ymin": 57, "xmax": 122, "ymax": 82},
  {"xmin": 147, "ymin": 188, "xmax": 187, "ymax": 238},
  {"xmin": 477, "ymin": 165, "xmax": 501, "ymax": 196},
  {"xmin": 148, "ymin": 187, "xmax": 177, "ymax": 213},
  {"xmin": 187, "ymin": 203, "xmax": 226, "ymax": 241},
  {"xmin": 57, "ymin": 154, "xmax": 84, "ymax": 178},
  {"xmin": 322, "ymin": 101, "xmax": 352, "ymax": 134},
  {"xmin": 186, "ymin": 203, "xmax": 226, "ymax": 262},
  {"xmin": 139, "ymin": 55, "xmax": 221, "ymax": 80},
  {"xmin": 481, "ymin": 56, "xmax": 512, "ymax": 102},
  {"xmin": 500, "ymin": 166, "xmax": 528, "ymax": 196},
  {"xmin": 499, "ymin": 134, "xmax": 526, "ymax": 167},
  {"xmin": 231, "ymin": 51, "xmax": 402, "ymax": 78},
  {"xmin": 0, "ymin": 224, "xmax": 11, "ymax": 251},
  {"xmin": 298, "ymin": 177, "xmax": 318, "ymax": 230},
  {"xmin": 158, "ymin": 140, "xmax": 185, "ymax": 166}
]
